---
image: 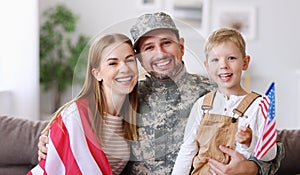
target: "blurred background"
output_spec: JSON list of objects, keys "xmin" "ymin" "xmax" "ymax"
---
[{"xmin": 0, "ymin": 0, "xmax": 299, "ymax": 129}]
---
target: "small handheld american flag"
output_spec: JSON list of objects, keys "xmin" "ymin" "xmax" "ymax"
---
[{"xmin": 254, "ymin": 82, "xmax": 277, "ymax": 159}]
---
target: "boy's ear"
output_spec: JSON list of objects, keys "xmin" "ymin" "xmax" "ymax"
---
[
  {"xmin": 92, "ymin": 68, "xmax": 103, "ymax": 81},
  {"xmin": 243, "ymin": 55, "xmax": 251, "ymax": 70},
  {"xmin": 204, "ymin": 60, "xmax": 209, "ymax": 70}
]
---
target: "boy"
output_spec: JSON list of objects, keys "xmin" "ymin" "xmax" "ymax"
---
[{"xmin": 172, "ymin": 28, "xmax": 277, "ymax": 175}]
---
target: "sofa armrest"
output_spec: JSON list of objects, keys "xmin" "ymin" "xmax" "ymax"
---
[
  {"xmin": 276, "ymin": 129, "xmax": 300, "ymax": 174},
  {"xmin": 0, "ymin": 115, "xmax": 48, "ymax": 166}
]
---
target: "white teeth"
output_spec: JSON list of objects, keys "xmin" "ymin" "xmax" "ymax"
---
[
  {"xmin": 116, "ymin": 77, "xmax": 131, "ymax": 82},
  {"xmin": 220, "ymin": 73, "xmax": 232, "ymax": 77},
  {"xmin": 156, "ymin": 60, "xmax": 170, "ymax": 67}
]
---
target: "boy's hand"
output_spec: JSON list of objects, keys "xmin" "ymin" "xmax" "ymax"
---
[
  {"xmin": 38, "ymin": 130, "xmax": 49, "ymax": 161},
  {"xmin": 236, "ymin": 125, "xmax": 252, "ymax": 147}
]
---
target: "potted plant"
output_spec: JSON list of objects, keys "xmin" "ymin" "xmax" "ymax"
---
[{"xmin": 40, "ymin": 4, "xmax": 89, "ymax": 112}]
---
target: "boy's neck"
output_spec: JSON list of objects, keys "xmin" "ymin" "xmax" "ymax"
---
[{"xmin": 218, "ymin": 88, "xmax": 248, "ymax": 98}]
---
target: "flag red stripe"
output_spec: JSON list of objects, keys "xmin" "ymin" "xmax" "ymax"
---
[
  {"xmin": 51, "ymin": 117, "xmax": 82, "ymax": 174},
  {"xmin": 77, "ymin": 101, "xmax": 112, "ymax": 174},
  {"xmin": 262, "ymin": 121, "xmax": 276, "ymax": 140},
  {"xmin": 255, "ymin": 133, "xmax": 277, "ymax": 158}
]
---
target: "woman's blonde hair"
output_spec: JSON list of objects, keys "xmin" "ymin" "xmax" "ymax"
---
[
  {"xmin": 204, "ymin": 28, "xmax": 246, "ymax": 58},
  {"xmin": 44, "ymin": 33, "xmax": 138, "ymax": 142}
]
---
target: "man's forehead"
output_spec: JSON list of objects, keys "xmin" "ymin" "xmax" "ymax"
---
[
  {"xmin": 143, "ymin": 28, "xmax": 176, "ymax": 37},
  {"xmin": 140, "ymin": 29, "xmax": 178, "ymax": 43}
]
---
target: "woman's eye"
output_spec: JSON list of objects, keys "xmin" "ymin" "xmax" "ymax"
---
[
  {"xmin": 127, "ymin": 57, "xmax": 136, "ymax": 62},
  {"xmin": 108, "ymin": 62, "xmax": 117, "ymax": 66}
]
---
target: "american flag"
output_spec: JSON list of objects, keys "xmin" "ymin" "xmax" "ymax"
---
[
  {"xmin": 28, "ymin": 100, "xmax": 112, "ymax": 175},
  {"xmin": 254, "ymin": 82, "xmax": 277, "ymax": 159}
]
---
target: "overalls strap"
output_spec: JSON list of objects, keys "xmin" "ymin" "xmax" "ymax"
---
[
  {"xmin": 233, "ymin": 91, "xmax": 261, "ymax": 117},
  {"xmin": 201, "ymin": 91, "xmax": 216, "ymax": 111}
]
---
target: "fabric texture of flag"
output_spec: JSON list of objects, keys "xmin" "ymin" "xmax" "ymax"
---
[
  {"xmin": 27, "ymin": 99, "xmax": 112, "ymax": 175},
  {"xmin": 254, "ymin": 82, "xmax": 277, "ymax": 159}
]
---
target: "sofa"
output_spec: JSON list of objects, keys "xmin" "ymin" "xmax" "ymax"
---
[{"xmin": 0, "ymin": 115, "xmax": 299, "ymax": 175}]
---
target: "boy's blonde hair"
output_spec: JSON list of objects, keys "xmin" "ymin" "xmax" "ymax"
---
[{"xmin": 204, "ymin": 28, "xmax": 246, "ymax": 58}]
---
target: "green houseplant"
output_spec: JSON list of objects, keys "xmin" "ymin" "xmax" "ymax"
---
[{"xmin": 40, "ymin": 4, "xmax": 89, "ymax": 112}]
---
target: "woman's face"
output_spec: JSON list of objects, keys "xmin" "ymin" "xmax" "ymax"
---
[{"xmin": 93, "ymin": 42, "xmax": 138, "ymax": 96}]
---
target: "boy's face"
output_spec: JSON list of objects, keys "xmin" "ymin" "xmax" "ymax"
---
[
  {"xmin": 137, "ymin": 29, "xmax": 184, "ymax": 79},
  {"xmin": 204, "ymin": 41, "xmax": 250, "ymax": 94}
]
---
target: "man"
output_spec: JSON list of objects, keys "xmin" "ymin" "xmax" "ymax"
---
[{"xmin": 39, "ymin": 12, "xmax": 284, "ymax": 174}]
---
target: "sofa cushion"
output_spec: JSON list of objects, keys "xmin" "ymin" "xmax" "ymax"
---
[
  {"xmin": 276, "ymin": 129, "xmax": 300, "ymax": 174},
  {"xmin": 0, "ymin": 115, "xmax": 48, "ymax": 166}
]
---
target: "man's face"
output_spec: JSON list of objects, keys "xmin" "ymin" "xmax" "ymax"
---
[{"xmin": 137, "ymin": 29, "xmax": 184, "ymax": 79}]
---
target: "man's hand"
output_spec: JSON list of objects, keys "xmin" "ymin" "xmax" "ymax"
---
[
  {"xmin": 38, "ymin": 130, "xmax": 49, "ymax": 161},
  {"xmin": 208, "ymin": 145, "xmax": 258, "ymax": 175}
]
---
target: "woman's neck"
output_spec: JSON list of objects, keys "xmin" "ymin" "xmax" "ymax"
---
[{"xmin": 105, "ymin": 94, "xmax": 126, "ymax": 116}]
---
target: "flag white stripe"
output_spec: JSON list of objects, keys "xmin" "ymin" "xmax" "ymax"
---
[
  {"xmin": 30, "ymin": 164, "xmax": 45, "ymax": 174},
  {"xmin": 45, "ymin": 130, "xmax": 66, "ymax": 174},
  {"xmin": 256, "ymin": 135, "xmax": 277, "ymax": 159},
  {"xmin": 61, "ymin": 103, "xmax": 103, "ymax": 175}
]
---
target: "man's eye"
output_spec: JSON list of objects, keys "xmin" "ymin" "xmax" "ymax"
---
[
  {"xmin": 144, "ymin": 46, "xmax": 153, "ymax": 51},
  {"xmin": 162, "ymin": 41, "xmax": 172, "ymax": 46}
]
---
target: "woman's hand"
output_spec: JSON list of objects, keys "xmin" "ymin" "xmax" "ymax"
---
[
  {"xmin": 208, "ymin": 145, "xmax": 258, "ymax": 175},
  {"xmin": 37, "ymin": 130, "xmax": 49, "ymax": 161}
]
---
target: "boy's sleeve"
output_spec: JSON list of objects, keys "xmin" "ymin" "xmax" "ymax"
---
[{"xmin": 248, "ymin": 142, "xmax": 285, "ymax": 175}]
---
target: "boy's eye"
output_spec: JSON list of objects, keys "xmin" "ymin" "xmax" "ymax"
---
[{"xmin": 228, "ymin": 56, "xmax": 236, "ymax": 60}]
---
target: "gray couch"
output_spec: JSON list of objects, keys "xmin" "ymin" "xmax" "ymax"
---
[
  {"xmin": 0, "ymin": 115, "xmax": 299, "ymax": 175},
  {"xmin": 0, "ymin": 115, "xmax": 48, "ymax": 175}
]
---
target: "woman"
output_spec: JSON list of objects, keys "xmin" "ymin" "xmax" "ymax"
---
[{"xmin": 28, "ymin": 33, "xmax": 139, "ymax": 175}]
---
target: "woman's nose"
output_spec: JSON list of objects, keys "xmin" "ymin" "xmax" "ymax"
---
[{"xmin": 119, "ymin": 61, "xmax": 130, "ymax": 73}]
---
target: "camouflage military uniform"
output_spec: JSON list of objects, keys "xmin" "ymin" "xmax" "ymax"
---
[{"xmin": 123, "ymin": 67, "xmax": 214, "ymax": 174}]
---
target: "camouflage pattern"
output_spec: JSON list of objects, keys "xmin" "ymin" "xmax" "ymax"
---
[
  {"xmin": 130, "ymin": 12, "xmax": 178, "ymax": 49},
  {"xmin": 122, "ymin": 67, "xmax": 214, "ymax": 174},
  {"xmin": 249, "ymin": 140, "xmax": 285, "ymax": 175}
]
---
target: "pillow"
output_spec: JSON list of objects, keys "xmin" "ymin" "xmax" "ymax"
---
[
  {"xmin": 0, "ymin": 115, "xmax": 48, "ymax": 166},
  {"xmin": 276, "ymin": 129, "xmax": 300, "ymax": 174}
]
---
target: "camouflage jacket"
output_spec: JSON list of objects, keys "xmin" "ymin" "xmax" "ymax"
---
[{"xmin": 123, "ymin": 67, "xmax": 213, "ymax": 174}]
